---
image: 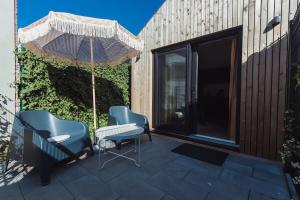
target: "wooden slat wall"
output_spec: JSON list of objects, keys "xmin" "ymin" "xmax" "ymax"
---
[{"xmin": 131, "ymin": 0, "xmax": 298, "ymax": 160}]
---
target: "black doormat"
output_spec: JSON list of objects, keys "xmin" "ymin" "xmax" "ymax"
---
[{"xmin": 171, "ymin": 143, "xmax": 228, "ymax": 166}]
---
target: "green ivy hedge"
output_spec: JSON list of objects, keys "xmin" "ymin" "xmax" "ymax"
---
[{"xmin": 16, "ymin": 49, "xmax": 131, "ymax": 139}]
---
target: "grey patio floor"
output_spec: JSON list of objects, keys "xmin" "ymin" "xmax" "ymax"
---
[{"xmin": 0, "ymin": 134, "xmax": 291, "ymax": 200}]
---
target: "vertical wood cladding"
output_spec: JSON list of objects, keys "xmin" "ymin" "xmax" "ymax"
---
[{"xmin": 131, "ymin": 0, "xmax": 298, "ymax": 160}]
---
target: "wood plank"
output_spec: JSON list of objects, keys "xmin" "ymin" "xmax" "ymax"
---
[
  {"xmin": 290, "ymin": 0, "xmax": 298, "ymax": 20},
  {"xmin": 165, "ymin": 0, "xmax": 170, "ymax": 45},
  {"xmin": 276, "ymin": 0, "xmax": 293, "ymax": 160},
  {"xmin": 223, "ymin": 0, "xmax": 228, "ymax": 30},
  {"xmin": 174, "ymin": 0, "xmax": 181, "ymax": 43},
  {"xmin": 148, "ymin": 19, "xmax": 154, "ymax": 123},
  {"xmin": 156, "ymin": 5, "xmax": 161, "ymax": 47},
  {"xmin": 197, "ymin": 0, "xmax": 202, "ymax": 36},
  {"xmin": 195, "ymin": 0, "xmax": 200, "ymax": 37},
  {"xmin": 210, "ymin": 0, "xmax": 214, "ymax": 33},
  {"xmin": 186, "ymin": 0, "xmax": 191, "ymax": 39},
  {"xmin": 237, "ymin": 0, "xmax": 243, "ymax": 25},
  {"xmin": 180, "ymin": 0, "xmax": 185, "ymax": 41},
  {"xmin": 263, "ymin": 0, "xmax": 275, "ymax": 159},
  {"xmin": 269, "ymin": 0, "xmax": 281, "ymax": 159},
  {"xmin": 142, "ymin": 28, "xmax": 147, "ymax": 113},
  {"xmin": 257, "ymin": 0, "xmax": 268, "ymax": 157},
  {"xmin": 205, "ymin": 0, "xmax": 210, "ymax": 34},
  {"xmin": 245, "ymin": 0, "xmax": 255, "ymax": 154},
  {"xmin": 190, "ymin": 0, "xmax": 195, "ymax": 38},
  {"xmin": 218, "ymin": 0, "xmax": 223, "ymax": 31},
  {"xmin": 213, "ymin": 0, "xmax": 219, "ymax": 32},
  {"xmin": 227, "ymin": 0, "xmax": 233, "ymax": 28},
  {"xmin": 163, "ymin": 3, "xmax": 167, "ymax": 46},
  {"xmin": 250, "ymin": 0, "xmax": 261, "ymax": 155},
  {"xmin": 232, "ymin": 0, "xmax": 237, "ymax": 27},
  {"xmin": 202, "ymin": 0, "xmax": 206, "ymax": 35},
  {"xmin": 240, "ymin": 0, "xmax": 249, "ymax": 152}
]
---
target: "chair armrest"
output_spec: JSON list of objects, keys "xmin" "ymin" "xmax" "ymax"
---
[{"xmin": 129, "ymin": 112, "xmax": 149, "ymax": 129}]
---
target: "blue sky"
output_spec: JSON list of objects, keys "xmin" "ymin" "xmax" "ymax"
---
[{"xmin": 18, "ymin": 0, "xmax": 164, "ymax": 35}]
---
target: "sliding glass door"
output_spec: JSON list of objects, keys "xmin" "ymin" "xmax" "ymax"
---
[
  {"xmin": 153, "ymin": 30, "xmax": 241, "ymax": 145},
  {"xmin": 154, "ymin": 46, "xmax": 189, "ymax": 132}
]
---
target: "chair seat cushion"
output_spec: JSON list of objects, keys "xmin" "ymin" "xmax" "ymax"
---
[
  {"xmin": 57, "ymin": 131, "xmax": 90, "ymax": 155},
  {"xmin": 47, "ymin": 135, "xmax": 70, "ymax": 143}
]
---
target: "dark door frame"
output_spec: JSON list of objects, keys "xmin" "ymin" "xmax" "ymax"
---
[
  {"xmin": 152, "ymin": 26, "xmax": 243, "ymax": 149},
  {"xmin": 153, "ymin": 44, "xmax": 192, "ymax": 133}
]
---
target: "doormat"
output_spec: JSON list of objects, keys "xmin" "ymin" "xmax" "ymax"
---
[{"xmin": 171, "ymin": 143, "xmax": 228, "ymax": 166}]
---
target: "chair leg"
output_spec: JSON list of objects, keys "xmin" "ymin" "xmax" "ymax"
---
[
  {"xmin": 40, "ymin": 165, "xmax": 51, "ymax": 186},
  {"xmin": 88, "ymin": 139, "xmax": 94, "ymax": 156},
  {"xmin": 39, "ymin": 155, "xmax": 52, "ymax": 186},
  {"xmin": 146, "ymin": 130, "xmax": 152, "ymax": 142}
]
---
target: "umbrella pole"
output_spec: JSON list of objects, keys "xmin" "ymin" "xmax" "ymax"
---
[{"xmin": 90, "ymin": 38, "xmax": 97, "ymax": 133}]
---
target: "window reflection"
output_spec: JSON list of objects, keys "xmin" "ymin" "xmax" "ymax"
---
[{"xmin": 157, "ymin": 48, "xmax": 187, "ymax": 130}]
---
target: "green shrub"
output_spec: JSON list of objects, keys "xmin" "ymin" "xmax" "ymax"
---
[{"xmin": 16, "ymin": 49, "xmax": 131, "ymax": 139}]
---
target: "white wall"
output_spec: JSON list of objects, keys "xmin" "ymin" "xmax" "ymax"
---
[{"xmin": 0, "ymin": 0, "xmax": 16, "ymax": 113}]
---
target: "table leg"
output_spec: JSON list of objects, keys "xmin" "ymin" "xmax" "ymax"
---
[
  {"xmin": 98, "ymin": 139, "xmax": 102, "ymax": 169},
  {"xmin": 136, "ymin": 135, "xmax": 141, "ymax": 167}
]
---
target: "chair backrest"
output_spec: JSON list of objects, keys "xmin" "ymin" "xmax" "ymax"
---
[
  {"xmin": 109, "ymin": 106, "xmax": 130, "ymax": 125},
  {"xmin": 19, "ymin": 110, "xmax": 59, "ymax": 135}
]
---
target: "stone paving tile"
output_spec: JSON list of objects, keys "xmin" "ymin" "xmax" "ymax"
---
[
  {"xmin": 220, "ymin": 168, "xmax": 289, "ymax": 200},
  {"xmin": 0, "ymin": 134, "xmax": 292, "ymax": 200},
  {"xmin": 227, "ymin": 154, "xmax": 283, "ymax": 175},
  {"xmin": 253, "ymin": 162, "xmax": 284, "ymax": 176},
  {"xmin": 85, "ymin": 158, "xmax": 133, "ymax": 182},
  {"xmin": 142, "ymin": 152, "xmax": 179, "ymax": 176},
  {"xmin": 65, "ymin": 175, "xmax": 119, "ymax": 200},
  {"xmin": 140, "ymin": 143, "xmax": 180, "ymax": 163},
  {"xmin": 52, "ymin": 162, "xmax": 89, "ymax": 185},
  {"xmin": 160, "ymin": 161, "xmax": 191, "ymax": 179},
  {"xmin": 222, "ymin": 160, "xmax": 253, "ymax": 176},
  {"xmin": 226, "ymin": 154, "xmax": 262, "ymax": 166},
  {"xmin": 18, "ymin": 170, "xmax": 61, "ymax": 196},
  {"xmin": 249, "ymin": 191, "xmax": 290, "ymax": 200},
  {"xmin": 208, "ymin": 180, "xmax": 249, "ymax": 200},
  {"xmin": 161, "ymin": 194, "xmax": 177, "ymax": 200},
  {"xmin": 253, "ymin": 167, "xmax": 286, "ymax": 187},
  {"xmin": 108, "ymin": 168, "xmax": 163, "ymax": 200},
  {"xmin": 205, "ymin": 191, "xmax": 243, "ymax": 200},
  {"xmin": 120, "ymin": 181, "xmax": 164, "ymax": 200},
  {"xmin": 147, "ymin": 172, "xmax": 210, "ymax": 200},
  {"xmin": 173, "ymin": 156, "xmax": 223, "ymax": 178},
  {"xmin": 0, "ymin": 183, "xmax": 24, "ymax": 200},
  {"xmin": 184, "ymin": 169, "xmax": 220, "ymax": 189},
  {"xmin": 184, "ymin": 168, "xmax": 250, "ymax": 199},
  {"xmin": 108, "ymin": 168, "xmax": 151, "ymax": 195},
  {"xmin": 23, "ymin": 181, "xmax": 73, "ymax": 200}
]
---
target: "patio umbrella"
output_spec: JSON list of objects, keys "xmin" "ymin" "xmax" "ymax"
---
[{"xmin": 18, "ymin": 11, "xmax": 143, "ymax": 130}]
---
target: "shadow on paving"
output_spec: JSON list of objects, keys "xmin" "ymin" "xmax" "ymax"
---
[{"xmin": 0, "ymin": 134, "xmax": 292, "ymax": 200}]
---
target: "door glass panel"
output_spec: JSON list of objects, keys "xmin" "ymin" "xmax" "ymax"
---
[{"xmin": 156, "ymin": 48, "xmax": 187, "ymax": 131}]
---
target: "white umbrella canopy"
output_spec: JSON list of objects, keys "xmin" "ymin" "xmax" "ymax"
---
[{"xmin": 19, "ymin": 11, "xmax": 143, "ymax": 130}]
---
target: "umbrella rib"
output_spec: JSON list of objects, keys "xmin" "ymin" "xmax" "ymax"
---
[
  {"xmin": 96, "ymin": 38, "xmax": 109, "ymax": 61},
  {"xmin": 40, "ymin": 32, "xmax": 65, "ymax": 49},
  {"xmin": 75, "ymin": 37, "xmax": 85, "ymax": 61},
  {"xmin": 42, "ymin": 33, "xmax": 69, "ymax": 56}
]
